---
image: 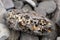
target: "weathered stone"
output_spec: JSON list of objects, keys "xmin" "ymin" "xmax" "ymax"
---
[
  {"xmin": 7, "ymin": 30, "xmax": 20, "ymax": 40},
  {"xmin": 22, "ymin": 4, "xmax": 32, "ymax": 11},
  {"xmin": 0, "ymin": 0, "xmax": 6, "ymax": 23},
  {"xmin": 35, "ymin": 1, "xmax": 56, "ymax": 14},
  {"xmin": 20, "ymin": 32, "xmax": 39, "ymax": 40},
  {"xmin": 57, "ymin": 37, "xmax": 60, "ymax": 40},
  {"xmin": 14, "ymin": 1, "xmax": 23, "ymax": 9},
  {"xmin": 0, "ymin": 23, "xmax": 10, "ymax": 40},
  {"xmin": 24, "ymin": 0, "xmax": 36, "ymax": 7},
  {"xmin": 1, "ymin": 0, "xmax": 14, "ymax": 9},
  {"xmin": 0, "ymin": 1, "xmax": 10, "ymax": 40}
]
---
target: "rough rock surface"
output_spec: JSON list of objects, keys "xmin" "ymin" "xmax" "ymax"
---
[
  {"xmin": 0, "ymin": 23, "xmax": 10, "ymax": 40},
  {"xmin": 20, "ymin": 32, "xmax": 39, "ymax": 40},
  {"xmin": 14, "ymin": 1, "xmax": 23, "ymax": 9},
  {"xmin": 35, "ymin": 1, "xmax": 56, "ymax": 15},
  {"xmin": 7, "ymin": 30, "xmax": 20, "ymax": 40},
  {"xmin": 1, "ymin": 0, "xmax": 14, "ymax": 9}
]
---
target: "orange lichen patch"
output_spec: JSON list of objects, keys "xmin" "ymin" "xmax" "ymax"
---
[
  {"xmin": 48, "ymin": 30, "xmax": 51, "ymax": 32},
  {"xmin": 47, "ymin": 22, "xmax": 52, "ymax": 26},
  {"xmin": 32, "ymin": 25, "xmax": 37, "ymax": 31}
]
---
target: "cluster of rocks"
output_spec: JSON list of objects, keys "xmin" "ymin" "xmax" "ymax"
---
[{"xmin": 0, "ymin": 0, "xmax": 60, "ymax": 40}]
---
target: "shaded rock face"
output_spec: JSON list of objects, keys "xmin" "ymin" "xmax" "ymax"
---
[{"xmin": 0, "ymin": 0, "xmax": 10, "ymax": 40}]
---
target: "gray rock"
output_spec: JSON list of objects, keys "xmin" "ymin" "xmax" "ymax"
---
[
  {"xmin": 14, "ymin": 0, "xmax": 36, "ymax": 7},
  {"xmin": 20, "ymin": 32, "xmax": 39, "ymax": 40},
  {"xmin": 14, "ymin": 1, "xmax": 23, "ymax": 9},
  {"xmin": 1, "ymin": 0, "xmax": 14, "ymax": 9},
  {"xmin": 41, "ymin": 0, "xmax": 55, "ymax": 1},
  {"xmin": 0, "ymin": 1, "xmax": 10, "ymax": 40},
  {"xmin": 24, "ymin": 0, "xmax": 36, "ymax": 7},
  {"xmin": 0, "ymin": 23, "xmax": 10, "ymax": 40},
  {"xmin": 0, "ymin": 0, "xmax": 6, "ymax": 23},
  {"xmin": 35, "ymin": 1, "xmax": 56, "ymax": 15},
  {"xmin": 7, "ymin": 30, "xmax": 20, "ymax": 40},
  {"xmin": 22, "ymin": 4, "xmax": 32, "ymax": 11},
  {"xmin": 57, "ymin": 37, "xmax": 60, "ymax": 40}
]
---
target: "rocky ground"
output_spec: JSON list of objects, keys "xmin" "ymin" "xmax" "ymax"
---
[{"xmin": 0, "ymin": 0, "xmax": 60, "ymax": 40}]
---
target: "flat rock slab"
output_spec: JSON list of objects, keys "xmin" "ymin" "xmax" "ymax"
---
[{"xmin": 1, "ymin": 0, "xmax": 14, "ymax": 9}]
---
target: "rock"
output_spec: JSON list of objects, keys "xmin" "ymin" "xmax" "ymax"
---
[
  {"xmin": 0, "ymin": 0, "xmax": 6, "ymax": 23},
  {"xmin": 1, "ymin": 0, "xmax": 14, "ymax": 9},
  {"xmin": 0, "ymin": 1, "xmax": 10, "ymax": 40},
  {"xmin": 14, "ymin": 1, "xmax": 23, "ymax": 9},
  {"xmin": 7, "ymin": 30, "xmax": 20, "ymax": 40},
  {"xmin": 41, "ymin": 0, "xmax": 55, "ymax": 1},
  {"xmin": 13, "ymin": 0, "xmax": 36, "ymax": 7},
  {"xmin": 20, "ymin": 32, "xmax": 39, "ymax": 40},
  {"xmin": 0, "ymin": 23, "xmax": 10, "ymax": 40},
  {"xmin": 22, "ymin": 4, "xmax": 32, "ymax": 11},
  {"xmin": 52, "ymin": 0, "xmax": 60, "ymax": 26},
  {"xmin": 24, "ymin": 0, "xmax": 36, "ymax": 7},
  {"xmin": 57, "ymin": 37, "xmax": 60, "ymax": 40},
  {"xmin": 35, "ymin": 1, "xmax": 56, "ymax": 15}
]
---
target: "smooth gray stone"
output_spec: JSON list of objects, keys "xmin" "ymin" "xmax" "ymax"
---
[
  {"xmin": 22, "ymin": 4, "xmax": 32, "ymax": 11},
  {"xmin": 0, "ymin": 23, "xmax": 10, "ymax": 40},
  {"xmin": 0, "ymin": 1, "xmax": 10, "ymax": 40},
  {"xmin": 0, "ymin": 0, "xmax": 6, "ymax": 23},
  {"xmin": 1, "ymin": 0, "xmax": 14, "ymax": 9},
  {"xmin": 7, "ymin": 30, "xmax": 20, "ymax": 40},
  {"xmin": 35, "ymin": 1, "xmax": 56, "ymax": 14},
  {"xmin": 57, "ymin": 37, "xmax": 60, "ymax": 40},
  {"xmin": 14, "ymin": 1, "xmax": 23, "ymax": 9},
  {"xmin": 52, "ymin": 9, "xmax": 60, "ymax": 26},
  {"xmin": 41, "ymin": 0, "xmax": 55, "ymax": 1},
  {"xmin": 13, "ymin": 0, "xmax": 36, "ymax": 7},
  {"xmin": 24, "ymin": 0, "xmax": 36, "ymax": 7},
  {"xmin": 20, "ymin": 32, "xmax": 39, "ymax": 40}
]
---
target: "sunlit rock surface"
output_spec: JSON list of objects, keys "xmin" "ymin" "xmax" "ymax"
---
[
  {"xmin": 0, "ymin": 23, "xmax": 10, "ymax": 40},
  {"xmin": 14, "ymin": 1, "xmax": 23, "ymax": 9},
  {"xmin": 35, "ymin": 1, "xmax": 56, "ymax": 14},
  {"xmin": 1, "ymin": 0, "xmax": 14, "ymax": 9}
]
